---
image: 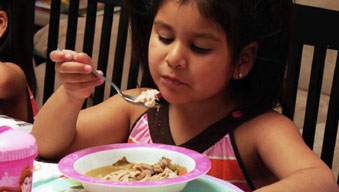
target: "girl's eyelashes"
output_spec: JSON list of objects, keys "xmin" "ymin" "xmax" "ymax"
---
[
  {"xmin": 159, "ymin": 35, "xmax": 173, "ymax": 44},
  {"xmin": 191, "ymin": 44, "xmax": 211, "ymax": 54},
  {"xmin": 158, "ymin": 35, "xmax": 211, "ymax": 54}
]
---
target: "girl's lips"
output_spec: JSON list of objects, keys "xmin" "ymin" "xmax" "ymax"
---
[{"xmin": 161, "ymin": 75, "xmax": 186, "ymax": 86}]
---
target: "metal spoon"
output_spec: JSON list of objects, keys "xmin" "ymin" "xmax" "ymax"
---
[{"xmin": 91, "ymin": 70, "xmax": 160, "ymax": 108}]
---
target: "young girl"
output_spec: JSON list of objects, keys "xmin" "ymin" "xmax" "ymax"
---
[
  {"xmin": 0, "ymin": 0, "xmax": 38, "ymax": 123},
  {"xmin": 32, "ymin": 0, "xmax": 338, "ymax": 191}
]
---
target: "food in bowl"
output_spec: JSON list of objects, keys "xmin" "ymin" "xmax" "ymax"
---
[
  {"xmin": 135, "ymin": 89, "xmax": 160, "ymax": 107},
  {"xmin": 58, "ymin": 143, "xmax": 211, "ymax": 192},
  {"xmin": 86, "ymin": 156, "xmax": 187, "ymax": 182}
]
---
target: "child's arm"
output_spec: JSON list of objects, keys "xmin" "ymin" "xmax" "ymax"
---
[
  {"xmin": 31, "ymin": 50, "xmax": 144, "ymax": 159},
  {"xmin": 247, "ymin": 112, "xmax": 338, "ymax": 191},
  {"xmin": 32, "ymin": 86, "xmax": 136, "ymax": 159}
]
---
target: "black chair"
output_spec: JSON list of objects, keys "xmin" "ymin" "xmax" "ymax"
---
[
  {"xmin": 42, "ymin": 0, "xmax": 142, "ymax": 107},
  {"xmin": 283, "ymin": 4, "xmax": 339, "ymax": 183}
]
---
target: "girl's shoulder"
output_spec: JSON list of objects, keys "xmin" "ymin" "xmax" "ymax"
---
[
  {"xmin": 246, "ymin": 110, "xmax": 296, "ymax": 130},
  {"xmin": 0, "ymin": 62, "xmax": 26, "ymax": 79},
  {"xmin": 235, "ymin": 110, "xmax": 299, "ymax": 147},
  {"xmin": 0, "ymin": 62, "xmax": 26, "ymax": 91},
  {"xmin": 1, "ymin": 61, "xmax": 23, "ymax": 71}
]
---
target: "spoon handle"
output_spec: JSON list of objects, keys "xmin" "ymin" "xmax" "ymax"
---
[{"xmin": 92, "ymin": 69, "xmax": 122, "ymax": 95}]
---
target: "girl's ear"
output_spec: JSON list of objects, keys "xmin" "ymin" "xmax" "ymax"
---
[
  {"xmin": 0, "ymin": 11, "xmax": 8, "ymax": 38},
  {"xmin": 233, "ymin": 42, "xmax": 258, "ymax": 79}
]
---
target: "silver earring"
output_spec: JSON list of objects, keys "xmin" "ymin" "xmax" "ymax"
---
[{"xmin": 238, "ymin": 73, "xmax": 243, "ymax": 78}]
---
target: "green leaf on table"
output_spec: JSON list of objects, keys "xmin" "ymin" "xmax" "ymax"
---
[
  {"xmin": 70, "ymin": 185, "xmax": 85, "ymax": 189},
  {"xmin": 63, "ymin": 178, "xmax": 83, "ymax": 185}
]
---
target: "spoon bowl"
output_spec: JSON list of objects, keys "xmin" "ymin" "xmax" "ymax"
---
[{"xmin": 92, "ymin": 70, "xmax": 160, "ymax": 108}]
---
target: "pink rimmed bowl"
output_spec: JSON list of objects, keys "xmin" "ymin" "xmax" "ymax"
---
[{"xmin": 58, "ymin": 143, "xmax": 211, "ymax": 192}]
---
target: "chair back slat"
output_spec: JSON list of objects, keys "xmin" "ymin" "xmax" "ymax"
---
[
  {"xmin": 93, "ymin": 4, "xmax": 115, "ymax": 105},
  {"xmin": 65, "ymin": 0, "xmax": 80, "ymax": 50},
  {"xmin": 283, "ymin": 43, "xmax": 303, "ymax": 120},
  {"xmin": 302, "ymin": 46, "xmax": 326, "ymax": 149},
  {"xmin": 43, "ymin": 0, "xmax": 61, "ymax": 103},
  {"xmin": 80, "ymin": 1, "xmax": 98, "ymax": 108},
  {"xmin": 110, "ymin": 6, "xmax": 129, "ymax": 96},
  {"xmin": 320, "ymin": 53, "xmax": 339, "ymax": 168},
  {"xmin": 83, "ymin": 0, "xmax": 98, "ymax": 57}
]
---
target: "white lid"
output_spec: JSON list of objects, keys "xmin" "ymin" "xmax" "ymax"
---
[{"xmin": 0, "ymin": 126, "xmax": 37, "ymax": 162}]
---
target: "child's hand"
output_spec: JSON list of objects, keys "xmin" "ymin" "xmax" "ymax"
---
[{"xmin": 49, "ymin": 49, "xmax": 104, "ymax": 99}]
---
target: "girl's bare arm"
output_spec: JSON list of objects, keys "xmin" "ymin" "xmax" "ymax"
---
[
  {"xmin": 31, "ymin": 86, "xmax": 84, "ymax": 158},
  {"xmin": 32, "ymin": 50, "xmax": 145, "ymax": 159},
  {"xmin": 32, "ymin": 86, "xmax": 140, "ymax": 159},
  {"xmin": 251, "ymin": 112, "xmax": 338, "ymax": 191}
]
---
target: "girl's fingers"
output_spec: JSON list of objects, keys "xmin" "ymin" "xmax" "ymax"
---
[
  {"xmin": 57, "ymin": 73, "xmax": 104, "ymax": 84},
  {"xmin": 50, "ymin": 50, "xmax": 94, "ymax": 68},
  {"xmin": 55, "ymin": 61, "xmax": 92, "ymax": 74},
  {"xmin": 64, "ymin": 79, "xmax": 104, "ymax": 90},
  {"xmin": 50, "ymin": 50, "xmax": 104, "ymax": 98},
  {"xmin": 50, "ymin": 49, "xmax": 76, "ymax": 63},
  {"xmin": 73, "ymin": 52, "xmax": 94, "ymax": 67},
  {"xmin": 50, "ymin": 49, "xmax": 104, "ymax": 99}
]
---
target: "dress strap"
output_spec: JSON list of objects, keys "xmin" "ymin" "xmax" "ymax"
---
[{"xmin": 147, "ymin": 102, "xmax": 251, "ymax": 153}]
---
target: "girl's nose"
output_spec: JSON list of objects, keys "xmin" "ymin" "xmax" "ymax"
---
[{"xmin": 165, "ymin": 42, "xmax": 187, "ymax": 69}]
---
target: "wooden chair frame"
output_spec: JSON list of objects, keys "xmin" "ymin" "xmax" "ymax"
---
[{"xmin": 283, "ymin": 4, "xmax": 339, "ymax": 183}]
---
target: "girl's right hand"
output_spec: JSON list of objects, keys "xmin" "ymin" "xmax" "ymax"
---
[{"xmin": 49, "ymin": 49, "xmax": 104, "ymax": 99}]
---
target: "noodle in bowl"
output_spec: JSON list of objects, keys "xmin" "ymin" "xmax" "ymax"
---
[{"xmin": 58, "ymin": 143, "xmax": 211, "ymax": 192}]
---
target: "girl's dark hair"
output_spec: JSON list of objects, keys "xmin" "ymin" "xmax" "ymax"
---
[
  {"xmin": 128, "ymin": 0, "xmax": 295, "ymax": 115},
  {"xmin": 0, "ymin": 0, "xmax": 37, "ymax": 95}
]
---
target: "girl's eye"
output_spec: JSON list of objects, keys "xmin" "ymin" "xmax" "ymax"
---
[
  {"xmin": 159, "ymin": 36, "xmax": 173, "ymax": 44},
  {"xmin": 191, "ymin": 44, "xmax": 211, "ymax": 54}
]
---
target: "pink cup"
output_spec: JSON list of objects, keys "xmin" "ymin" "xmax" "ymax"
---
[{"xmin": 0, "ymin": 126, "xmax": 37, "ymax": 192}]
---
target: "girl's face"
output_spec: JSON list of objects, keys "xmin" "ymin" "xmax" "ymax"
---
[
  {"xmin": 21, "ymin": 176, "xmax": 32, "ymax": 192},
  {"xmin": 148, "ymin": 1, "xmax": 234, "ymax": 104}
]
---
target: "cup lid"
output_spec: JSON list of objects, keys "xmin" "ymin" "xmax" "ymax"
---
[{"xmin": 0, "ymin": 126, "xmax": 37, "ymax": 162}]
